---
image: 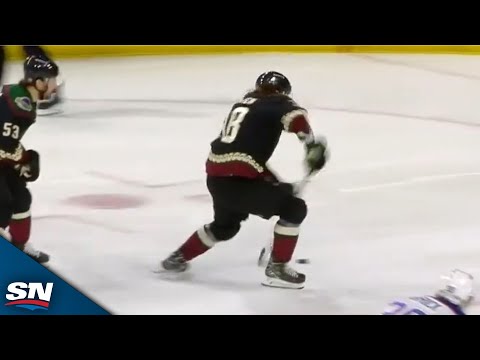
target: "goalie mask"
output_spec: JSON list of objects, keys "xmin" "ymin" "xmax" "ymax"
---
[{"xmin": 435, "ymin": 269, "xmax": 474, "ymax": 307}]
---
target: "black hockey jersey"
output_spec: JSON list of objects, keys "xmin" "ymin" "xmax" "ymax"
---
[
  {"xmin": 206, "ymin": 92, "xmax": 314, "ymax": 179},
  {"xmin": 0, "ymin": 83, "xmax": 36, "ymax": 166}
]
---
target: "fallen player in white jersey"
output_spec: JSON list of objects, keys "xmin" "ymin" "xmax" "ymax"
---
[{"xmin": 382, "ymin": 269, "xmax": 474, "ymax": 315}]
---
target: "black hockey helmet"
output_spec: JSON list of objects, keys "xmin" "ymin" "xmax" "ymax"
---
[
  {"xmin": 255, "ymin": 71, "xmax": 292, "ymax": 95},
  {"xmin": 23, "ymin": 55, "xmax": 58, "ymax": 83}
]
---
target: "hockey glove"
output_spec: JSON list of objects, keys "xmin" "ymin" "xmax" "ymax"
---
[
  {"xmin": 305, "ymin": 137, "xmax": 329, "ymax": 174},
  {"xmin": 15, "ymin": 150, "xmax": 40, "ymax": 182}
]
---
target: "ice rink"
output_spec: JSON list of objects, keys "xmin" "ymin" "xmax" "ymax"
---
[{"xmin": 4, "ymin": 52, "xmax": 480, "ymax": 314}]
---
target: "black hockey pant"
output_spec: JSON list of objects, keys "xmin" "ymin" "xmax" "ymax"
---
[
  {"xmin": 205, "ymin": 176, "xmax": 307, "ymax": 241},
  {"xmin": 0, "ymin": 167, "xmax": 31, "ymax": 229}
]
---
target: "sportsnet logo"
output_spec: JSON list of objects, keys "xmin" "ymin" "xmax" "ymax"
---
[{"xmin": 4, "ymin": 282, "xmax": 53, "ymax": 311}]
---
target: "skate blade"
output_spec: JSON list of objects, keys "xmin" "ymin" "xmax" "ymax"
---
[
  {"xmin": 28, "ymin": 256, "xmax": 50, "ymax": 266},
  {"xmin": 152, "ymin": 264, "xmax": 191, "ymax": 280},
  {"xmin": 152, "ymin": 267, "xmax": 187, "ymax": 274},
  {"xmin": 261, "ymin": 277, "xmax": 305, "ymax": 290},
  {"xmin": 154, "ymin": 271, "xmax": 192, "ymax": 282},
  {"xmin": 37, "ymin": 108, "xmax": 64, "ymax": 116}
]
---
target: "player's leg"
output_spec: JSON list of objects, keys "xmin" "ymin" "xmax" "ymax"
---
[
  {"xmin": 210, "ymin": 177, "xmax": 308, "ymax": 288},
  {"xmin": 161, "ymin": 206, "xmax": 248, "ymax": 272},
  {"xmin": 0, "ymin": 171, "xmax": 14, "ymax": 242},
  {"xmin": 160, "ymin": 223, "xmax": 216, "ymax": 272},
  {"xmin": 6, "ymin": 169, "xmax": 49, "ymax": 263},
  {"xmin": 261, "ymin": 193, "xmax": 308, "ymax": 289},
  {"xmin": 160, "ymin": 178, "xmax": 249, "ymax": 272}
]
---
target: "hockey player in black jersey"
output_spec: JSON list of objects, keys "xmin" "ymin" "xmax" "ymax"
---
[
  {"xmin": 0, "ymin": 55, "xmax": 57, "ymax": 263},
  {"xmin": 160, "ymin": 71, "xmax": 329, "ymax": 289},
  {"xmin": 0, "ymin": 46, "xmax": 64, "ymax": 115}
]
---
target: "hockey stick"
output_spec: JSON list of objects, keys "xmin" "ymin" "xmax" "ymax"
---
[{"xmin": 257, "ymin": 171, "xmax": 315, "ymax": 267}]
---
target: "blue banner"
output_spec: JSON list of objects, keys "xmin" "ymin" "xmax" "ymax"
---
[{"xmin": 0, "ymin": 237, "xmax": 111, "ymax": 315}]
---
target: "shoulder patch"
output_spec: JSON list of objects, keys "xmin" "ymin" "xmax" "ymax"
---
[{"xmin": 14, "ymin": 96, "xmax": 33, "ymax": 112}]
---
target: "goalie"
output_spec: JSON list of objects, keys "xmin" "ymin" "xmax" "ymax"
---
[
  {"xmin": 382, "ymin": 269, "xmax": 474, "ymax": 315},
  {"xmin": 159, "ymin": 71, "xmax": 329, "ymax": 289}
]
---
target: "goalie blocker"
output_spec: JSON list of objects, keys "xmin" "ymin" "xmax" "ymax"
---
[
  {"xmin": 160, "ymin": 71, "xmax": 329, "ymax": 289},
  {"xmin": 382, "ymin": 269, "xmax": 475, "ymax": 315}
]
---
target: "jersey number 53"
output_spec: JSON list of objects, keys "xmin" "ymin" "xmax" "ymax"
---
[{"xmin": 2, "ymin": 123, "xmax": 20, "ymax": 139}]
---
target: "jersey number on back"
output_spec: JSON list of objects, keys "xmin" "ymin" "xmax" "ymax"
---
[
  {"xmin": 2, "ymin": 123, "xmax": 20, "ymax": 139},
  {"xmin": 382, "ymin": 301, "xmax": 426, "ymax": 315},
  {"xmin": 220, "ymin": 107, "xmax": 249, "ymax": 144}
]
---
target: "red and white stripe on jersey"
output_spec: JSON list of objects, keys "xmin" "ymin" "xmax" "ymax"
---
[
  {"xmin": 281, "ymin": 109, "xmax": 314, "ymax": 143},
  {"xmin": 0, "ymin": 143, "xmax": 27, "ymax": 164}
]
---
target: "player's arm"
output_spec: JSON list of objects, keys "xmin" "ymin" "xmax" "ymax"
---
[
  {"xmin": 281, "ymin": 101, "xmax": 329, "ymax": 174},
  {"xmin": 0, "ymin": 96, "xmax": 27, "ymax": 163},
  {"xmin": 280, "ymin": 101, "xmax": 314, "ymax": 144},
  {"xmin": 0, "ymin": 98, "xmax": 40, "ymax": 181}
]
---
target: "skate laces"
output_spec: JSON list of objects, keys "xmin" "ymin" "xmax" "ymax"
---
[
  {"xmin": 171, "ymin": 251, "xmax": 186, "ymax": 263},
  {"xmin": 284, "ymin": 264, "xmax": 299, "ymax": 278},
  {"xmin": 272, "ymin": 262, "xmax": 298, "ymax": 278}
]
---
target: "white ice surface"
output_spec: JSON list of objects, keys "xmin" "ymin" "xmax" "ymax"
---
[{"xmin": 4, "ymin": 52, "xmax": 480, "ymax": 314}]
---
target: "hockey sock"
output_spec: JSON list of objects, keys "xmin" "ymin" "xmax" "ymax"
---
[
  {"xmin": 179, "ymin": 226, "xmax": 216, "ymax": 261},
  {"xmin": 271, "ymin": 220, "xmax": 299, "ymax": 263},
  {"xmin": 9, "ymin": 212, "xmax": 31, "ymax": 245}
]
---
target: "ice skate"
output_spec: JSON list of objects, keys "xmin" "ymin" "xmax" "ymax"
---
[
  {"xmin": 159, "ymin": 250, "xmax": 190, "ymax": 273},
  {"xmin": 14, "ymin": 242, "xmax": 50, "ymax": 264},
  {"xmin": 262, "ymin": 260, "xmax": 305, "ymax": 289}
]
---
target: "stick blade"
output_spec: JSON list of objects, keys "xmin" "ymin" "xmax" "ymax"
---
[{"xmin": 257, "ymin": 247, "xmax": 270, "ymax": 267}]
